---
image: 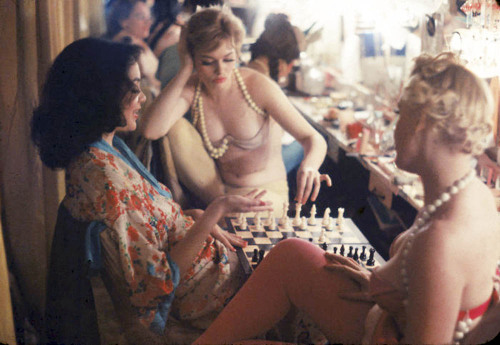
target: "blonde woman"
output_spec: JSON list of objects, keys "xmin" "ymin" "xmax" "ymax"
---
[
  {"xmin": 194, "ymin": 53, "xmax": 500, "ymax": 344},
  {"xmin": 142, "ymin": 7, "xmax": 331, "ymax": 216}
]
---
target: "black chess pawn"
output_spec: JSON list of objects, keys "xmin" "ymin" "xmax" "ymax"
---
[
  {"xmin": 339, "ymin": 244, "xmax": 345, "ymax": 256},
  {"xmin": 347, "ymin": 246, "xmax": 353, "ymax": 258},
  {"xmin": 258, "ymin": 249, "xmax": 265, "ymax": 263},
  {"xmin": 333, "ymin": 246, "xmax": 338, "ymax": 254},
  {"xmin": 353, "ymin": 248, "xmax": 359, "ymax": 262},
  {"xmin": 252, "ymin": 249, "xmax": 259, "ymax": 262},
  {"xmin": 321, "ymin": 242, "xmax": 328, "ymax": 251},
  {"xmin": 366, "ymin": 248, "xmax": 376, "ymax": 266},
  {"xmin": 360, "ymin": 246, "xmax": 367, "ymax": 261},
  {"xmin": 309, "ymin": 237, "xmax": 313, "ymax": 242}
]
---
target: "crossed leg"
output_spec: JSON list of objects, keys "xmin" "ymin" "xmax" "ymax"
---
[{"xmin": 194, "ymin": 238, "xmax": 374, "ymax": 344}]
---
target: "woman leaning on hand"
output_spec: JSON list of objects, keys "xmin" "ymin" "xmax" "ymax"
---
[{"xmin": 141, "ymin": 7, "xmax": 331, "ymax": 214}]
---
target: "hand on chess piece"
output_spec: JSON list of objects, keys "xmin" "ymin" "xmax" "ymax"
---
[
  {"xmin": 295, "ymin": 167, "xmax": 332, "ymax": 205},
  {"xmin": 323, "ymin": 252, "xmax": 373, "ymax": 303}
]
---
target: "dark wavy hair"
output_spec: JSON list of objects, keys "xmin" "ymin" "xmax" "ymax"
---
[
  {"xmin": 104, "ymin": 0, "xmax": 147, "ymax": 40},
  {"xmin": 31, "ymin": 37, "xmax": 142, "ymax": 169},
  {"xmin": 250, "ymin": 13, "xmax": 300, "ymax": 82}
]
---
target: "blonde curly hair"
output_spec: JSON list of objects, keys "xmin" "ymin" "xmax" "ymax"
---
[
  {"xmin": 401, "ymin": 52, "xmax": 494, "ymax": 155},
  {"xmin": 185, "ymin": 6, "xmax": 245, "ymax": 58}
]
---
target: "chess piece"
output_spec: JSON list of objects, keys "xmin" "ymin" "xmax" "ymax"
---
[
  {"xmin": 318, "ymin": 227, "xmax": 326, "ymax": 243},
  {"xmin": 353, "ymin": 247, "xmax": 359, "ymax": 262},
  {"xmin": 321, "ymin": 242, "xmax": 328, "ymax": 251},
  {"xmin": 254, "ymin": 212, "xmax": 262, "ymax": 230},
  {"xmin": 360, "ymin": 246, "xmax": 367, "ymax": 261},
  {"xmin": 308, "ymin": 204, "xmax": 317, "ymax": 225},
  {"xmin": 240, "ymin": 217, "xmax": 248, "ymax": 230},
  {"xmin": 293, "ymin": 202, "xmax": 302, "ymax": 226},
  {"xmin": 337, "ymin": 207, "xmax": 345, "ymax": 231},
  {"xmin": 258, "ymin": 249, "xmax": 265, "ymax": 263},
  {"xmin": 268, "ymin": 216, "xmax": 276, "ymax": 230},
  {"xmin": 347, "ymin": 246, "xmax": 353, "ymax": 258},
  {"xmin": 326, "ymin": 217, "xmax": 334, "ymax": 231},
  {"xmin": 234, "ymin": 213, "xmax": 241, "ymax": 226},
  {"xmin": 300, "ymin": 216, "xmax": 307, "ymax": 230},
  {"xmin": 252, "ymin": 248, "xmax": 259, "ymax": 262},
  {"xmin": 367, "ymin": 248, "xmax": 376, "ymax": 266},
  {"xmin": 340, "ymin": 244, "xmax": 345, "ymax": 256},
  {"xmin": 333, "ymin": 246, "xmax": 338, "ymax": 254},
  {"xmin": 322, "ymin": 207, "xmax": 331, "ymax": 227},
  {"xmin": 279, "ymin": 202, "xmax": 289, "ymax": 225}
]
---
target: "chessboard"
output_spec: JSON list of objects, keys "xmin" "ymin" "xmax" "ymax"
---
[{"xmin": 224, "ymin": 215, "xmax": 385, "ymax": 278}]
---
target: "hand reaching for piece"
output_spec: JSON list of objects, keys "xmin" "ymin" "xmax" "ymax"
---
[
  {"xmin": 324, "ymin": 252, "xmax": 373, "ymax": 303},
  {"xmin": 295, "ymin": 167, "xmax": 332, "ymax": 205}
]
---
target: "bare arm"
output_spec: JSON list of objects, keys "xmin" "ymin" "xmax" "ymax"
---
[
  {"xmin": 248, "ymin": 70, "xmax": 330, "ymax": 204},
  {"xmin": 141, "ymin": 28, "xmax": 194, "ymax": 140},
  {"xmin": 404, "ymin": 223, "xmax": 464, "ymax": 343}
]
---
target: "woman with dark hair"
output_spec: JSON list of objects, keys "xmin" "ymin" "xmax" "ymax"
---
[
  {"xmin": 248, "ymin": 13, "xmax": 302, "ymax": 84},
  {"xmin": 32, "ymin": 37, "xmax": 272, "ymax": 343},
  {"xmin": 105, "ymin": 0, "xmax": 161, "ymax": 96}
]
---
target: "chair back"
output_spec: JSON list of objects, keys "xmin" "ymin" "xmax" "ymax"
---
[{"xmin": 44, "ymin": 204, "xmax": 100, "ymax": 345}]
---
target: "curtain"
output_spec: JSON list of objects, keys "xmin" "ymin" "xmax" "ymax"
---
[{"xmin": 0, "ymin": 0, "xmax": 105, "ymax": 338}]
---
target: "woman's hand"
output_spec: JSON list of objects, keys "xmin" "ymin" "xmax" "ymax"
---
[
  {"xmin": 212, "ymin": 189, "xmax": 273, "ymax": 215},
  {"xmin": 177, "ymin": 26, "xmax": 193, "ymax": 72},
  {"xmin": 324, "ymin": 252, "xmax": 373, "ymax": 302},
  {"xmin": 210, "ymin": 225, "xmax": 247, "ymax": 252},
  {"xmin": 295, "ymin": 167, "xmax": 332, "ymax": 205}
]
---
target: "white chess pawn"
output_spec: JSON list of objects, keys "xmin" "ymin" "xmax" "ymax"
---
[
  {"xmin": 318, "ymin": 227, "xmax": 326, "ymax": 243},
  {"xmin": 240, "ymin": 217, "xmax": 248, "ymax": 230},
  {"xmin": 327, "ymin": 217, "xmax": 334, "ymax": 230},
  {"xmin": 268, "ymin": 216, "xmax": 276, "ymax": 230},
  {"xmin": 265, "ymin": 210, "xmax": 273, "ymax": 226},
  {"xmin": 300, "ymin": 216, "xmax": 308, "ymax": 230},
  {"xmin": 322, "ymin": 207, "xmax": 331, "ymax": 227},
  {"xmin": 308, "ymin": 204, "xmax": 317, "ymax": 225}
]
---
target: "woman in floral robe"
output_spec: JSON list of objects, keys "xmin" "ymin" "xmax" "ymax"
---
[{"xmin": 32, "ymin": 37, "xmax": 272, "ymax": 343}]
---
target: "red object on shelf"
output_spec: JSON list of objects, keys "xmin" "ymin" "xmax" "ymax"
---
[{"xmin": 347, "ymin": 122, "xmax": 363, "ymax": 140}]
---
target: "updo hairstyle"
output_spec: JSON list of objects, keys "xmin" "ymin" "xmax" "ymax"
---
[
  {"xmin": 401, "ymin": 52, "xmax": 494, "ymax": 155},
  {"xmin": 250, "ymin": 13, "xmax": 301, "ymax": 82},
  {"xmin": 185, "ymin": 7, "xmax": 245, "ymax": 58}
]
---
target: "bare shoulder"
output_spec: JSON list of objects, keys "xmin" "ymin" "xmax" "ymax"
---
[
  {"xmin": 237, "ymin": 67, "xmax": 285, "ymax": 107},
  {"xmin": 412, "ymin": 184, "xmax": 500, "ymax": 269}
]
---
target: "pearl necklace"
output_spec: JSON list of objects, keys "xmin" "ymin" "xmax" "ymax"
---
[
  {"xmin": 400, "ymin": 168, "xmax": 476, "ymax": 344},
  {"xmin": 191, "ymin": 69, "xmax": 266, "ymax": 159}
]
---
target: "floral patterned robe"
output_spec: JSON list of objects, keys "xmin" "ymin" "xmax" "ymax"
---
[{"xmin": 62, "ymin": 138, "xmax": 242, "ymax": 337}]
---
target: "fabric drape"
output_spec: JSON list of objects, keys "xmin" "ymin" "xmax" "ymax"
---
[{"xmin": 0, "ymin": 0, "xmax": 105, "ymax": 333}]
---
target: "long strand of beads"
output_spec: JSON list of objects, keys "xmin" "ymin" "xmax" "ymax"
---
[
  {"xmin": 399, "ymin": 168, "xmax": 476, "ymax": 344},
  {"xmin": 191, "ymin": 69, "xmax": 266, "ymax": 159},
  {"xmin": 234, "ymin": 68, "xmax": 266, "ymax": 117}
]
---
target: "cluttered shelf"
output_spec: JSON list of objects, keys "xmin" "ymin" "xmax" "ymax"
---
[{"xmin": 288, "ymin": 93, "xmax": 500, "ymax": 259}]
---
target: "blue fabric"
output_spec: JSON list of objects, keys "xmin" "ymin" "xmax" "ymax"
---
[
  {"xmin": 84, "ymin": 136, "xmax": 180, "ymax": 333},
  {"xmin": 282, "ymin": 140, "xmax": 304, "ymax": 174},
  {"xmin": 150, "ymin": 253, "xmax": 180, "ymax": 333},
  {"xmin": 91, "ymin": 136, "xmax": 172, "ymax": 198}
]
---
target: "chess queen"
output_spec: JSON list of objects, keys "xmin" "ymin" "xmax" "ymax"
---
[
  {"xmin": 141, "ymin": 7, "xmax": 331, "ymax": 216},
  {"xmin": 194, "ymin": 53, "xmax": 500, "ymax": 344}
]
